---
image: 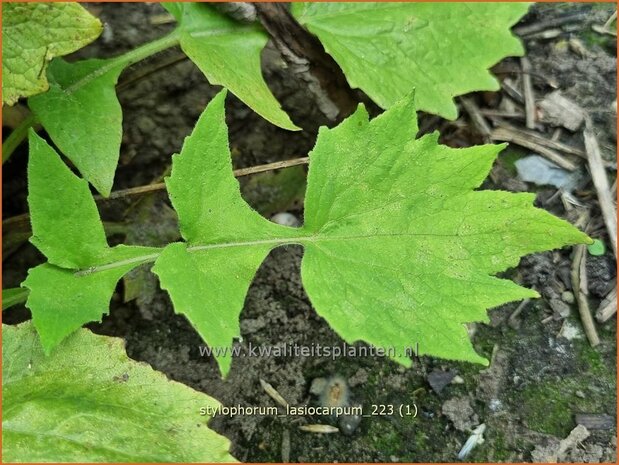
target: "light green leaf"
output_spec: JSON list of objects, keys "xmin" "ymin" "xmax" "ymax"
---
[
  {"xmin": 29, "ymin": 59, "xmax": 124, "ymax": 197},
  {"xmin": 154, "ymin": 90, "xmax": 588, "ymax": 373},
  {"xmin": 292, "ymin": 2, "xmax": 530, "ymax": 119},
  {"xmin": 2, "ymin": 2, "xmax": 102, "ymax": 105},
  {"xmin": 26, "ymin": 30, "xmax": 178, "ymax": 196},
  {"xmin": 2, "ymin": 321, "xmax": 236, "ymax": 462},
  {"xmin": 25, "ymin": 90, "xmax": 590, "ymax": 374},
  {"xmin": 2, "ymin": 288, "xmax": 29, "ymax": 311},
  {"xmin": 155, "ymin": 243, "xmax": 273, "ymax": 375},
  {"xmin": 24, "ymin": 257, "xmax": 149, "ymax": 355},
  {"xmin": 163, "ymin": 2, "xmax": 300, "ymax": 131},
  {"xmin": 152, "ymin": 91, "xmax": 299, "ymax": 374},
  {"xmin": 25, "ymin": 131, "xmax": 159, "ymax": 353},
  {"xmin": 587, "ymin": 239, "xmax": 606, "ymax": 256},
  {"xmin": 27, "ymin": 130, "xmax": 109, "ymax": 269},
  {"xmin": 299, "ymin": 96, "xmax": 589, "ymax": 365}
]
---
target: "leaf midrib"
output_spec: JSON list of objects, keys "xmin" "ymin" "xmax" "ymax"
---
[{"xmin": 75, "ymin": 228, "xmax": 525, "ymax": 277}]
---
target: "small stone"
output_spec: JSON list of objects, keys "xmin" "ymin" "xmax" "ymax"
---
[
  {"xmin": 390, "ymin": 456, "xmax": 399, "ymax": 462},
  {"xmin": 309, "ymin": 377, "xmax": 327, "ymax": 395},
  {"xmin": 549, "ymin": 298, "xmax": 571, "ymax": 318},
  {"xmin": 575, "ymin": 390, "xmax": 586, "ymax": 399},
  {"xmin": 271, "ymin": 212, "xmax": 300, "ymax": 227},
  {"xmin": 240, "ymin": 318, "xmax": 266, "ymax": 334},
  {"xmin": 348, "ymin": 368, "xmax": 368, "ymax": 388},
  {"xmin": 562, "ymin": 291, "xmax": 575, "ymax": 304},
  {"xmin": 442, "ymin": 396, "xmax": 478, "ymax": 432},
  {"xmin": 427, "ymin": 369, "xmax": 457, "ymax": 394}
]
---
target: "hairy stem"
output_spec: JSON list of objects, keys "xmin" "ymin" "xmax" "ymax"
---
[{"xmin": 75, "ymin": 237, "xmax": 305, "ymax": 277}]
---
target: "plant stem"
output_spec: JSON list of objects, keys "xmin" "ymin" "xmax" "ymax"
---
[
  {"xmin": 65, "ymin": 30, "xmax": 180, "ymax": 94},
  {"xmin": 2, "ymin": 114, "xmax": 37, "ymax": 164}
]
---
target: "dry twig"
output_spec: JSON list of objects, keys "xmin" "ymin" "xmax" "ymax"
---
[
  {"xmin": 490, "ymin": 127, "xmax": 577, "ymax": 171},
  {"xmin": 584, "ymin": 117, "xmax": 617, "ymax": 257},
  {"xmin": 571, "ymin": 244, "xmax": 600, "ymax": 347},
  {"xmin": 595, "ymin": 286, "xmax": 617, "ymax": 323},
  {"xmin": 520, "ymin": 57, "xmax": 536, "ymax": 129},
  {"xmin": 460, "ymin": 97, "xmax": 491, "ymax": 142}
]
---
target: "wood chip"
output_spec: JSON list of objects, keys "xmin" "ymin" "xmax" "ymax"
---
[
  {"xmin": 595, "ymin": 286, "xmax": 617, "ymax": 323},
  {"xmin": 299, "ymin": 424, "xmax": 339, "ymax": 434},
  {"xmin": 557, "ymin": 424, "xmax": 590, "ymax": 459},
  {"xmin": 539, "ymin": 91, "xmax": 585, "ymax": 131},
  {"xmin": 575, "ymin": 413, "xmax": 615, "ymax": 430},
  {"xmin": 460, "ymin": 97, "xmax": 491, "ymax": 142},
  {"xmin": 260, "ymin": 379, "xmax": 289, "ymax": 408}
]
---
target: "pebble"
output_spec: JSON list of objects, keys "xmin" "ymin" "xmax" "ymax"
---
[
  {"xmin": 562, "ymin": 291, "xmax": 575, "ymax": 304},
  {"xmin": 271, "ymin": 212, "xmax": 301, "ymax": 227}
]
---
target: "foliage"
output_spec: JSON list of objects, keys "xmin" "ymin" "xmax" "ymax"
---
[
  {"xmin": 9, "ymin": 2, "xmax": 528, "ymax": 195},
  {"xmin": 291, "ymin": 2, "xmax": 531, "ymax": 119},
  {"xmin": 2, "ymin": 288, "xmax": 29, "ymax": 311},
  {"xmin": 163, "ymin": 2, "xmax": 299, "ymax": 131},
  {"xmin": 2, "ymin": 321, "xmax": 236, "ymax": 462},
  {"xmin": 23, "ymin": 90, "xmax": 590, "ymax": 376},
  {"xmin": 2, "ymin": 2, "xmax": 102, "ymax": 105}
]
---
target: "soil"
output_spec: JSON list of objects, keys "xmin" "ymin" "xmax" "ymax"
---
[{"xmin": 2, "ymin": 3, "xmax": 617, "ymax": 463}]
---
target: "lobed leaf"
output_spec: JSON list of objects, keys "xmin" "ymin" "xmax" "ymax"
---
[
  {"xmin": 2, "ymin": 2, "xmax": 102, "ymax": 105},
  {"xmin": 152, "ymin": 91, "xmax": 299, "ymax": 374},
  {"xmin": 298, "ymin": 96, "xmax": 590, "ymax": 364},
  {"xmin": 29, "ymin": 59, "xmax": 125, "ymax": 197},
  {"xmin": 163, "ymin": 2, "xmax": 300, "ymax": 131},
  {"xmin": 2, "ymin": 321, "xmax": 236, "ymax": 462},
  {"xmin": 291, "ymin": 2, "xmax": 531, "ymax": 119},
  {"xmin": 24, "ymin": 90, "xmax": 590, "ymax": 375},
  {"xmin": 24, "ymin": 133, "xmax": 159, "ymax": 354}
]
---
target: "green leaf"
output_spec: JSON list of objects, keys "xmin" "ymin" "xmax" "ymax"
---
[
  {"xmin": 163, "ymin": 2, "xmax": 300, "ymax": 131},
  {"xmin": 154, "ymin": 90, "xmax": 589, "ymax": 373},
  {"xmin": 28, "ymin": 59, "xmax": 125, "ymax": 197},
  {"xmin": 2, "ymin": 288, "xmax": 29, "ymax": 311},
  {"xmin": 299, "ymin": 96, "xmax": 589, "ymax": 365},
  {"xmin": 2, "ymin": 2, "xmax": 102, "ymax": 105},
  {"xmin": 291, "ymin": 2, "xmax": 530, "ymax": 119},
  {"xmin": 152, "ymin": 91, "xmax": 299, "ymax": 374},
  {"xmin": 25, "ymin": 90, "xmax": 590, "ymax": 374},
  {"xmin": 587, "ymin": 239, "xmax": 606, "ymax": 256},
  {"xmin": 27, "ymin": 130, "xmax": 109, "ymax": 269},
  {"xmin": 27, "ymin": 31, "xmax": 178, "ymax": 197},
  {"xmin": 25, "ymin": 131, "xmax": 159, "ymax": 353},
  {"xmin": 2, "ymin": 321, "xmax": 236, "ymax": 462}
]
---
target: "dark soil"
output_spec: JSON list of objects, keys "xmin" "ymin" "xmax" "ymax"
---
[{"xmin": 2, "ymin": 3, "xmax": 617, "ymax": 463}]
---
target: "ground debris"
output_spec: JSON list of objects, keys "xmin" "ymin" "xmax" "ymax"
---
[
  {"xmin": 427, "ymin": 369, "xmax": 457, "ymax": 394},
  {"xmin": 441, "ymin": 396, "xmax": 479, "ymax": 432},
  {"xmin": 539, "ymin": 90, "xmax": 585, "ymax": 131},
  {"xmin": 531, "ymin": 424, "xmax": 590, "ymax": 462},
  {"xmin": 575, "ymin": 413, "xmax": 615, "ymax": 430}
]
